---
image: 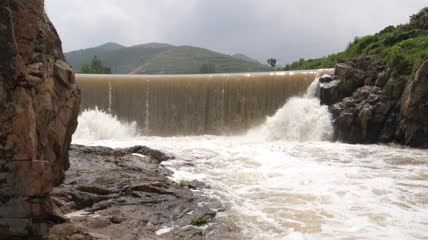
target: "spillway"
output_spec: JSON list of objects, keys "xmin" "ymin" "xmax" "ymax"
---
[
  {"xmin": 77, "ymin": 70, "xmax": 332, "ymax": 136},
  {"xmin": 74, "ymin": 71, "xmax": 428, "ymax": 240}
]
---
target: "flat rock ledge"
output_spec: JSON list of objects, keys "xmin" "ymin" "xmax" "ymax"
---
[{"xmin": 49, "ymin": 145, "xmax": 236, "ymax": 240}]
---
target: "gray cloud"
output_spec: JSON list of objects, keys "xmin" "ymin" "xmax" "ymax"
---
[{"xmin": 45, "ymin": 0, "xmax": 427, "ymax": 64}]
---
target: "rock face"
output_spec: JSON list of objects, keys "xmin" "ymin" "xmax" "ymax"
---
[
  {"xmin": 320, "ymin": 57, "xmax": 428, "ymax": 148},
  {"xmin": 0, "ymin": 0, "xmax": 80, "ymax": 239},
  {"xmin": 399, "ymin": 60, "xmax": 428, "ymax": 147},
  {"xmin": 49, "ymin": 145, "xmax": 235, "ymax": 240}
]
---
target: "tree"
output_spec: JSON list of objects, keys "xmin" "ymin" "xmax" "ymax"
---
[
  {"xmin": 409, "ymin": 7, "xmax": 428, "ymax": 30},
  {"xmin": 267, "ymin": 58, "xmax": 277, "ymax": 68},
  {"xmin": 80, "ymin": 56, "xmax": 112, "ymax": 74}
]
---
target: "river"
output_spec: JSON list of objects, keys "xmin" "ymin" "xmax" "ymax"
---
[{"xmin": 73, "ymin": 74, "xmax": 428, "ymax": 240}]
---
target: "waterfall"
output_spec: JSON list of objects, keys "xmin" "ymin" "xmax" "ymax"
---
[
  {"xmin": 144, "ymin": 80, "xmax": 151, "ymax": 135},
  {"xmin": 247, "ymin": 77, "xmax": 333, "ymax": 141},
  {"xmin": 108, "ymin": 80, "xmax": 112, "ymax": 113},
  {"xmin": 76, "ymin": 70, "xmax": 333, "ymax": 136}
]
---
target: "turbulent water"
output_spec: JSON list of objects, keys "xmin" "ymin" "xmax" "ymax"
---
[
  {"xmin": 74, "ymin": 78, "xmax": 428, "ymax": 240},
  {"xmin": 77, "ymin": 70, "xmax": 332, "ymax": 136}
]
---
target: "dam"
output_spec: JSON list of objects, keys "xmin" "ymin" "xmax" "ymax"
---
[
  {"xmin": 77, "ymin": 70, "xmax": 331, "ymax": 136},
  {"xmin": 74, "ymin": 72, "xmax": 428, "ymax": 240}
]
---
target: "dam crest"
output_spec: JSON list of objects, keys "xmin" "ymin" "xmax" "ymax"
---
[{"xmin": 77, "ymin": 70, "xmax": 332, "ymax": 136}]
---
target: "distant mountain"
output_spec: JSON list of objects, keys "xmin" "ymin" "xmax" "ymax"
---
[
  {"xmin": 135, "ymin": 46, "xmax": 270, "ymax": 74},
  {"xmin": 132, "ymin": 42, "xmax": 174, "ymax": 49},
  {"xmin": 65, "ymin": 42, "xmax": 170, "ymax": 73},
  {"xmin": 231, "ymin": 53, "xmax": 260, "ymax": 63},
  {"xmin": 95, "ymin": 42, "xmax": 125, "ymax": 51},
  {"xmin": 65, "ymin": 42, "xmax": 270, "ymax": 74}
]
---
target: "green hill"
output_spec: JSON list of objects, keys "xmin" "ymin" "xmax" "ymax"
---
[
  {"xmin": 135, "ymin": 46, "xmax": 270, "ymax": 74},
  {"xmin": 231, "ymin": 53, "xmax": 260, "ymax": 63},
  {"xmin": 65, "ymin": 42, "xmax": 125, "ymax": 70},
  {"xmin": 65, "ymin": 43, "xmax": 172, "ymax": 73},
  {"xmin": 65, "ymin": 43, "xmax": 269, "ymax": 74},
  {"xmin": 284, "ymin": 7, "xmax": 428, "ymax": 81}
]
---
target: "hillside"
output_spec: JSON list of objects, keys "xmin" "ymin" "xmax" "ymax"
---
[
  {"xmin": 65, "ymin": 43, "xmax": 269, "ymax": 74},
  {"xmin": 65, "ymin": 42, "xmax": 125, "ymax": 70},
  {"xmin": 232, "ymin": 53, "xmax": 260, "ymax": 63},
  {"xmin": 310, "ymin": 7, "xmax": 428, "ymax": 148},
  {"xmin": 135, "ymin": 46, "xmax": 270, "ymax": 74},
  {"xmin": 284, "ymin": 7, "xmax": 428, "ymax": 81},
  {"xmin": 65, "ymin": 43, "xmax": 172, "ymax": 73}
]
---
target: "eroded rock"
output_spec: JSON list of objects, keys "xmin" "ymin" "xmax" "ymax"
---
[
  {"xmin": 399, "ymin": 60, "xmax": 428, "ymax": 147},
  {"xmin": 51, "ymin": 145, "xmax": 233, "ymax": 240},
  {"xmin": 0, "ymin": 0, "xmax": 80, "ymax": 238},
  {"xmin": 321, "ymin": 56, "xmax": 428, "ymax": 148}
]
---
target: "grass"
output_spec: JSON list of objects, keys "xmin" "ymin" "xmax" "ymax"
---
[
  {"xmin": 284, "ymin": 7, "xmax": 428, "ymax": 82},
  {"xmin": 178, "ymin": 180, "xmax": 187, "ymax": 188},
  {"xmin": 191, "ymin": 217, "xmax": 210, "ymax": 226}
]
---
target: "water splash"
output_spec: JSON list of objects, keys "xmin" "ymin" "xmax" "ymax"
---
[
  {"xmin": 74, "ymin": 108, "xmax": 138, "ymax": 140},
  {"xmin": 247, "ymin": 77, "xmax": 333, "ymax": 141},
  {"xmin": 304, "ymin": 76, "xmax": 321, "ymax": 98}
]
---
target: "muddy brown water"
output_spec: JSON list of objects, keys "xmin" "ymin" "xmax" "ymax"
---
[{"xmin": 77, "ymin": 70, "xmax": 331, "ymax": 136}]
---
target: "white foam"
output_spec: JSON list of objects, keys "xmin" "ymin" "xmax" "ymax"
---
[
  {"xmin": 155, "ymin": 227, "xmax": 174, "ymax": 235},
  {"xmin": 72, "ymin": 135, "xmax": 428, "ymax": 239},
  {"xmin": 74, "ymin": 108, "xmax": 138, "ymax": 141},
  {"xmin": 66, "ymin": 210, "xmax": 90, "ymax": 218},
  {"xmin": 247, "ymin": 77, "xmax": 332, "ymax": 142},
  {"xmin": 71, "ymin": 77, "xmax": 428, "ymax": 240},
  {"xmin": 157, "ymin": 139, "xmax": 428, "ymax": 240}
]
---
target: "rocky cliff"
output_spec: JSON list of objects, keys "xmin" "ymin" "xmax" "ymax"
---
[
  {"xmin": 320, "ymin": 57, "xmax": 428, "ymax": 148},
  {"xmin": 0, "ymin": 0, "xmax": 80, "ymax": 239}
]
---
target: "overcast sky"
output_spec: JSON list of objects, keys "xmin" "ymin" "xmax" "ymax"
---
[{"xmin": 45, "ymin": 0, "xmax": 426, "ymax": 64}]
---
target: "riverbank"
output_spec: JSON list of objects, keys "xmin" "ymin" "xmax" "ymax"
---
[{"xmin": 49, "ymin": 144, "xmax": 235, "ymax": 240}]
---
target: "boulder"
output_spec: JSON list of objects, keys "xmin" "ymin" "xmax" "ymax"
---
[
  {"xmin": 319, "ymin": 76, "xmax": 342, "ymax": 105},
  {"xmin": 320, "ymin": 57, "xmax": 385, "ymax": 106},
  {"xmin": 321, "ymin": 56, "xmax": 428, "ymax": 148},
  {"xmin": 49, "ymin": 145, "xmax": 232, "ymax": 240},
  {"xmin": 48, "ymin": 224, "xmax": 112, "ymax": 240},
  {"xmin": 332, "ymin": 86, "xmax": 393, "ymax": 143},
  {"xmin": 399, "ymin": 60, "xmax": 428, "ymax": 147},
  {"xmin": 0, "ymin": 0, "xmax": 80, "ymax": 238},
  {"xmin": 76, "ymin": 185, "xmax": 112, "ymax": 196}
]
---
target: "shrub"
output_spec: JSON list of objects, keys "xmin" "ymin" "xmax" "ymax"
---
[
  {"xmin": 283, "ymin": 7, "xmax": 428, "ymax": 81},
  {"xmin": 191, "ymin": 217, "xmax": 210, "ymax": 226},
  {"xmin": 178, "ymin": 180, "xmax": 187, "ymax": 188}
]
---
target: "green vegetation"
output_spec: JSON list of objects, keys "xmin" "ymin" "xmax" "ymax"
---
[
  {"xmin": 409, "ymin": 7, "xmax": 428, "ymax": 30},
  {"xmin": 191, "ymin": 217, "xmax": 210, "ymax": 226},
  {"xmin": 178, "ymin": 180, "xmax": 187, "ymax": 188},
  {"xmin": 284, "ymin": 7, "xmax": 428, "ymax": 80},
  {"xmin": 66, "ymin": 43, "xmax": 270, "ymax": 74},
  {"xmin": 67, "ymin": 43, "xmax": 171, "ymax": 73},
  {"xmin": 80, "ymin": 56, "xmax": 112, "ymax": 74},
  {"xmin": 138, "ymin": 46, "xmax": 270, "ymax": 74}
]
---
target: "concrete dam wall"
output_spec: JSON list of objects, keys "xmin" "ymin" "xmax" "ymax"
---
[{"xmin": 77, "ymin": 70, "xmax": 331, "ymax": 136}]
